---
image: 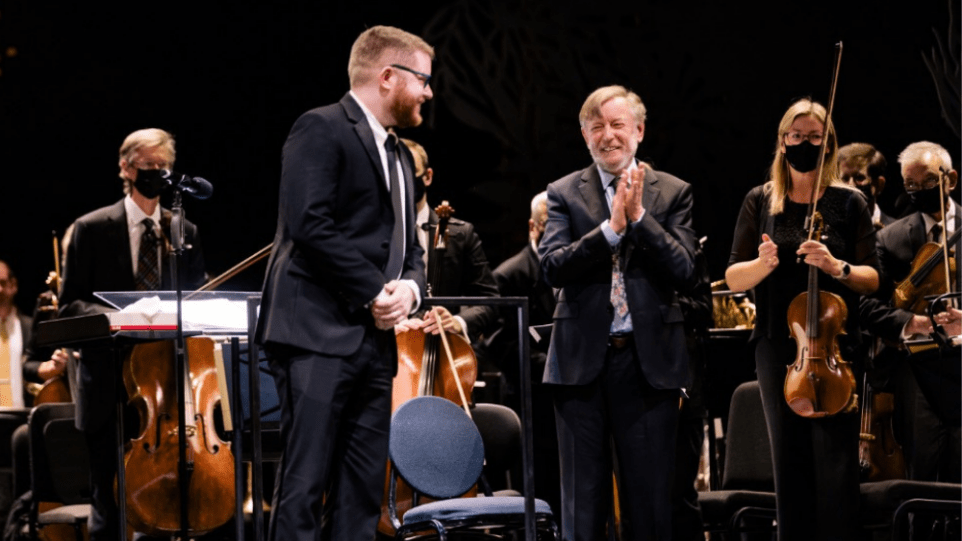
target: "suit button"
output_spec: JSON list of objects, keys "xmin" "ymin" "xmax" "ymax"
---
[
  {"xmin": 606, "ymin": 304, "xmax": 613, "ymax": 314},
  {"xmin": 381, "ymin": 241, "xmax": 390, "ymax": 250}
]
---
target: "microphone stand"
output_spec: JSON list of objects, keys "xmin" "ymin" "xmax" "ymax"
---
[{"xmin": 169, "ymin": 190, "xmax": 192, "ymax": 541}]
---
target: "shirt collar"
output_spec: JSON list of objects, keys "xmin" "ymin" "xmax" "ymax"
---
[
  {"xmin": 125, "ymin": 194, "xmax": 161, "ymax": 228},
  {"xmin": 596, "ymin": 160, "xmax": 640, "ymax": 191},
  {"xmin": 350, "ymin": 90, "xmax": 389, "ymax": 149}
]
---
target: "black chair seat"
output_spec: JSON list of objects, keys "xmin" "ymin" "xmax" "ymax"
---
[
  {"xmin": 699, "ymin": 489, "xmax": 776, "ymax": 521},
  {"xmin": 860, "ymin": 480, "xmax": 962, "ymax": 527}
]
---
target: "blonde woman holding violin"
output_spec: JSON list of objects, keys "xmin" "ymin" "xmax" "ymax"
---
[{"xmin": 726, "ymin": 98, "xmax": 879, "ymax": 541}]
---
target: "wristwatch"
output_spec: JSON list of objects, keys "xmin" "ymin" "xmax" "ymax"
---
[{"xmin": 834, "ymin": 261, "xmax": 851, "ymax": 280}]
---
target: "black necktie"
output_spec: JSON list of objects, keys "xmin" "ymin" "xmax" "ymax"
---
[
  {"xmin": 135, "ymin": 218, "xmax": 160, "ymax": 290},
  {"xmin": 383, "ymin": 134, "xmax": 405, "ymax": 280},
  {"xmin": 931, "ymin": 223, "xmax": 943, "ymax": 243}
]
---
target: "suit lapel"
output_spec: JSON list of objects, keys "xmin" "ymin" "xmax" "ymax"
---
[
  {"xmin": 341, "ymin": 93, "xmax": 390, "ymax": 198},
  {"xmin": 578, "ymin": 166, "xmax": 610, "ymax": 225},
  {"xmin": 109, "ymin": 200, "xmax": 136, "ymax": 286}
]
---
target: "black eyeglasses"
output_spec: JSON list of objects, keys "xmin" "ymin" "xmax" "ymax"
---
[{"xmin": 390, "ymin": 64, "xmax": 432, "ymax": 88}]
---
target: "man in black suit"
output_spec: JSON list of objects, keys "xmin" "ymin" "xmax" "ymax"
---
[
  {"xmin": 254, "ymin": 26, "xmax": 431, "ymax": 541},
  {"xmin": 59, "ymin": 128, "xmax": 206, "ymax": 541},
  {"xmin": 860, "ymin": 140, "xmax": 961, "ymax": 483},
  {"xmin": 0, "ymin": 260, "xmax": 33, "ymax": 408},
  {"xmin": 396, "ymin": 138, "xmax": 499, "ymax": 342},
  {"xmin": 839, "ymin": 142, "xmax": 895, "ymax": 229},
  {"xmin": 539, "ymin": 85, "xmax": 697, "ymax": 541}
]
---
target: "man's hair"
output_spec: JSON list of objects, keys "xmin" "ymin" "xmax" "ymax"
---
[
  {"xmin": 401, "ymin": 138, "xmax": 429, "ymax": 174},
  {"xmin": 898, "ymin": 141, "xmax": 953, "ymax": 170},
  {"xmin": 348, "ymin": 26, "xmax": 435, "ymax": 88},
  {"xmin": 838, "ymin": 142, "xmax": 887, "ymax": 181},
  {"xmin": 579, "ymin": 85, "xmax": 647, "ymax": 127},
  {"xmin": 530, "ymin": 191, "xmax": 548, "ymax": 222},
  {"xmin": 118, "ymin": 128, "xmax": 176, "ymax": 193}
]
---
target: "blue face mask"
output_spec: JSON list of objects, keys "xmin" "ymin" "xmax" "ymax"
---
[{"xmin": 784, "ymin": 140, "xmax": 821, "ymax": 173}]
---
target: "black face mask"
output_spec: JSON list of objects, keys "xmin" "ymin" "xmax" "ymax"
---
[
  {"xmin": 413, "ymin": 174, "xmax": 426, "ymax": 203},
  {"xmin": 908, "ymin": 186, "xmax": 944, "ymax": 214},
  {"xmin": 784, "ymin": 140, "xmax": 822, "ymax": 173},
  {"xmin": 133, "ymin": 169, "xmax": 168, "ymax": 199},
  {"xmin": 856, "ymin": 184, "xmax": 875, "ymax": 208}
]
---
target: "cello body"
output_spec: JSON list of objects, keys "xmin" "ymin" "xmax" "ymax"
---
[
  {"xmin": 122, "ymin": 337, "xmax": 235, "ymax": 536},
  {"xmin": 377, "ymin": 202, "xmax": 479, "ymax": 535}
]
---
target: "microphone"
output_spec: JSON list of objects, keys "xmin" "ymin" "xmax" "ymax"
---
[{"xmin": 160, "ymin": 170, "xmax": 214, "ymax": 200}]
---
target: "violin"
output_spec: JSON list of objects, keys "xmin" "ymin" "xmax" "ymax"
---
[
  {"xmin": 858, "ymin": 374, "xmax": 906, "ymax": 481},
  {"xmin": 378, "ymin": 201, "xmax": 478, "ymax": 535},
  {"xmin": 783, "ymin": 42, "xmax": 858, "ymax": 418},
  {"xmin": 893, "ymin": 224, "xmax": 959, "ymax": 314}
]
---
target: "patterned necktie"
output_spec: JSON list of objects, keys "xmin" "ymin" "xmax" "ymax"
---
[
  {"xmin": 607, "ymin": 179, "xmax": 631, "ymax": 331},
  {"xmin": 383, "ymin": 134, "xmax": 405, "ymax": 280},
  {"xmin": 135, "ymin": 218, "xmax": 161, "ymax": 291},
  {"xmin": 0, "ymin": 322, "xmax": 11, "ymax": 406}
]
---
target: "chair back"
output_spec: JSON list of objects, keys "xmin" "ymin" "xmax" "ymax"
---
[
  {"xmin": 720, "ymin": 381, "xmax": 774, "ymax": 492},
  {"xmin": 389, "ymin": 396, "xmax": 484, "ymax": 499},
  {"xmin": 28, "ymin": 403, "xmax": 90, "ymax": 505},
  {"xmin": 471, "ymin": 403, "xmax": 521, "ymax": 489}
]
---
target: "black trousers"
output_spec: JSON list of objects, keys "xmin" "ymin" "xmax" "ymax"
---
[
  {"xmin": 266, "ymin": 330, "xmax": 393, "ymax": 541},
  {"xmin": 755, "ymin": 337, "xmax": 861, "ymax": 541},
  {"xmin": 553, "ymin": 342, "xmax": 679, "ymax": 541}
]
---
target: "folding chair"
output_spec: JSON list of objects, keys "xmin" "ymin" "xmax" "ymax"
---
[
  {"xmin": 26, "ymin": 403, "xmax": 91, "ymax": 541},
  {"xmin": 388, "ymin": 396, "xmax": 558, "ymax": 540}
]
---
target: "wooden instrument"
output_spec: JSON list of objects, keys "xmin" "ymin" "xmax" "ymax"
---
[
  {"xmin": 378, "ymin": 201, "xmax": 478, "ymax": 535},
  {"xmin": 858, "ymin": 374, "xmax": 906, "ymax": 481},
  {"xmin": 32, "ymin": 231, "xmax": 71, "ymax": 405},
  {"xmin": 122, "ymin": 337, "xmax": 235, "ymax": 537},
  {"xmin": 892, "ymin": 223, "xmax": 959, "ymax": 314},
  {"xmin": 783, "ymin": 42, "xmax": 858, "ymax": 418}
]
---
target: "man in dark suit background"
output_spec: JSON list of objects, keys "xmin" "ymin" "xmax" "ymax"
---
[
  {"xmin": 396, "ymin": 138, "xmax": 499, "ymax": 342},
  {"xmin": 539, "ymin": 85, "xmax": 697, "ymax": 541},
  {"xmin": 58, "ymin": 127, "xmax": 207, "ymax": 541},
  {"xmin": 860, "ymin": 140, "xmax": 961, "ymax": 483},
  {"xmin": 838, "ymin": 142, "xmax": 895, "ymax": 230},
  {"xmin": 254, "ymin": 26, "xmax": 432, "ymax": 541}
]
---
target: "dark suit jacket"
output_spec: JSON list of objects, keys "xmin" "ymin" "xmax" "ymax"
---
[
  {"xmin": 422, "ymin": 209, "xmax": 499, "ymax": 341},
  {"xmin": 59, "ymin": 198, "xmax": 206, "ymax": 317},
  {"xmin": 255, "ymin": 93, "xmax": 426, "ymax": 358},
  {"xmin": 484, "ymin": 243, "xmax": 557, "ymax": 381},
  {"xmin": 58, "ymin": 197, "xmax": 206, "ymax": 430},
  {"xmin": 861, "ymin": 205, "xmax": 962, "ymax": 342},
  {"xmin": 539, "ymin": 164, "xmax": 697, "ymax": 389}
]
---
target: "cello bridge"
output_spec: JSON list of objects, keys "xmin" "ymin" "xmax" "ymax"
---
[{"xmin": 168, "ymin": 425, "xmax": 198, "ymax": 438}]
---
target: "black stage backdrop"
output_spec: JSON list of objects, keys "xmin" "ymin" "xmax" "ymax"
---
[{"xmin": 0, "ymin": 0, "xmax": 959, "ymax": 312}]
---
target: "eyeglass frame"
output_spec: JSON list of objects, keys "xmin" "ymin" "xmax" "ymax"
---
[
  {"xmin": 783, "ymin": 131, "xmax": 825, "ymax": 145},
  {"xmin": 903, "ymin": 170, "xmax": 944, "ymax": 193},
  {"xmin": 390, "ymin": 64, "xmax": 432, "ymax": 88}
]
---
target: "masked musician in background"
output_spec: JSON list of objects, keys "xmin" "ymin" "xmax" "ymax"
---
[
  {"xmin": 838, "ymin": 142, "xmax": 895, "ymax": 230},
  {"xmin": 394, "ymin": 138, "xmax": 499, "ymax": 342},
  {"xmin": 860, "ymin": 141, "xmax": 961, "ymax": 483},
  {"xmin": 58, "ymin": 128, "xmax": 207, "ymax": 541},
  {"xmin": 726, "ymin": 98, "xmax": 878, "ymax": 541}
]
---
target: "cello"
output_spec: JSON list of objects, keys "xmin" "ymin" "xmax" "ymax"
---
[
  {"xmin": 121, "ymin": 221, "xmax": 251, "ymax": 537},
  {"xmin": 378, "ymin": 201, "xmax": 478, "ymax": 535},
  {"xmin": 858, "ymin": 373, "xmax": 906, "ymax": 481},
  {"xmin": 783, "ymin": 42, "xmax": 858, "ymax": 418}
]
